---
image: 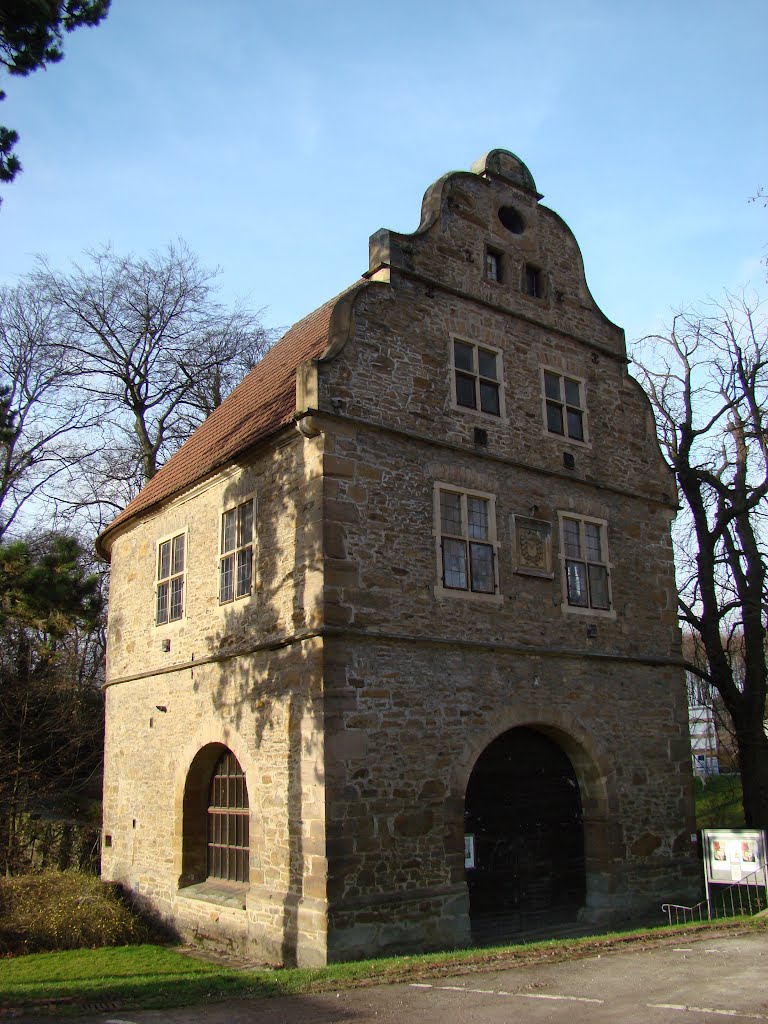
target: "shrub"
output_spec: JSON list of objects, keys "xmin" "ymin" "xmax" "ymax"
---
[{"xmin": 0, "ymin": 871, "xmax": 167, "ymax": 955}]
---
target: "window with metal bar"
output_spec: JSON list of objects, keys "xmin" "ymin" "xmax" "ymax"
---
[
  {"xmin": 437, "ymin": 486, "xmax": 497, "ymax": 595},
  {"xmin": 207, "ymin": 750, "xmax": 249, "ymax": 883},
  {"xmin": 559, "ymin": 514, "xmax": 611, "ymax": 612},
  {"xmin": 219, "ymin": 500, "xmax": 254, "ymax": 604},
  {"xmin": 156, "ymin": 533, "xmax": 185, "ymax": 624}
]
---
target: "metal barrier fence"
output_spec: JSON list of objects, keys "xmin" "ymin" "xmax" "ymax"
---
[{"xmin": 662, "ymin": 865, "xmax": 767, "ymax": 925}]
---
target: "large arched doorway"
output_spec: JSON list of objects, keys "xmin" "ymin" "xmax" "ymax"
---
[{"xmin": 464, "ymin": 727, "xmax": 585, "ymax": 930}]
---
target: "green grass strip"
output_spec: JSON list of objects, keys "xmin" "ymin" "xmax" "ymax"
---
[
  {"xmin": 0, "ymin": 945, "xmax": 271, "ymax": 1009},
  {"xmin": 2, "ymin": 917, "xmax": 765, "ymax": 1016}
]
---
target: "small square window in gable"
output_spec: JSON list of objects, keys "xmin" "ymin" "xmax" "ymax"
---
[
  {"xmin": 524, "ymin": 263, "xmax": 544, "ymax": 298},
  {"xmin": 451, "ymin": 337, "xmax": 505, "ymax": 420},
  {"xmin": 485, "ymin": 248, "xmax": 502, "ymax": 284}
]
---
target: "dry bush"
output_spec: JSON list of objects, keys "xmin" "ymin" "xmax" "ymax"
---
[{"xmin": 0, "ymin": 871, "xmax": 167, "ymax": 955}]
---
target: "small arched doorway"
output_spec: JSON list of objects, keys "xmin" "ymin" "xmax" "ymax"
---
[{"xmin": 464, "ymin": 727, "xmax": 585, "ymax": 927}]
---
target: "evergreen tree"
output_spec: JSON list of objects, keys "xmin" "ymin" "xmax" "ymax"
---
[
  {"xmin": 0, "ymin": 1, "xmax": 111, "ymax": 198},
  {"xmin": 0, "ymin": 533, "xmax": 103, "ymax": 874}
]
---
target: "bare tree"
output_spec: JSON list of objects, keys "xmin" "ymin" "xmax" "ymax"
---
[
  {"xmin": 633, "ymin": 292, "xmax": 768, "ymax": 826},
  {"xmin": 32, "ymin": 241, "xmax": 274, "ymax": 489},
  {"xmin": 0, "ymin": 283, "xmax": 94, "ymax": 540},
  {"xmin": 53, "ymin": 443, "xmax": 148, "ymax": 538}
]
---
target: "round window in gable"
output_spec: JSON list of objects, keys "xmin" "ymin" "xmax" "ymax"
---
[{"xmin": 498, "ymin": 205, "xmax": 524, "ymax": 234}]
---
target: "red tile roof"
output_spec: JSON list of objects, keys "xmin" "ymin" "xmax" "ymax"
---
[{"xmin": 96, "ymin": 290, "xmax": 347, "ymax": 558}]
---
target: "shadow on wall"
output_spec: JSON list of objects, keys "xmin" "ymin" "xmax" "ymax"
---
[{"xmin": 192, "ymin": 436, "xmax": 324, "ymax": 966}]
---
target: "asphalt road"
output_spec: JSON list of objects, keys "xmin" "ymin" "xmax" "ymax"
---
[{"xmin": 34, "ymin": 929, "xmax": 768, "ymax": 1023}]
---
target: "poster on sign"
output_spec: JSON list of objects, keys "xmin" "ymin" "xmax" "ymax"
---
[{"xmin": 701, "ymin": 829, "xmax": 767, "ymax": 887}]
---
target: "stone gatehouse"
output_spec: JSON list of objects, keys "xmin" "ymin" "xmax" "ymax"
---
[{"xmin": 98, "ymin": 149, "xmax": 699, "ymax": 966}]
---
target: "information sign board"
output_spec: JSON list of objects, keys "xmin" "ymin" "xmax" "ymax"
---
[{"xmin": 701, "ymin": 829, "xmax": 767, "ymax": 887}]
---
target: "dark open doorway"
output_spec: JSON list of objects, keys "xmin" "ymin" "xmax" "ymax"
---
[{"xmin": 465, "ymin": 726, "xmax": 586, "ymax": 936}]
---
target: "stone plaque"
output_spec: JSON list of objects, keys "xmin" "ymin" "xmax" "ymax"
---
[{"xmin": 513, "ymin": 516, "xmax": 553, "ymax": 576}]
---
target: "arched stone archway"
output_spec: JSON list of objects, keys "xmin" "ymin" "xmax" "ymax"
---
[
  {"xmin": 465, "ymin": 727, "xmax": 585, "ymax": 920},
  {"xmin": 456, "ymin": 712, "xmax": 618, "ymax": 937}
]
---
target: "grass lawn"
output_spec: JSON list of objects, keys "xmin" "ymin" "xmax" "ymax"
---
[
  {"xmin": 0, "ymin": 944, "xmax": 279, "ymax": 1010},
  {"xmin": 1, "ymin": 920, "xmax": 764, "ymax": 1016},
  {"xmin": 694, "ymin": 773, "xmax": 744, "ymax": 829},
  {"xmin": 0, "ymin": 775, "xmax": 748, "ymax": 1016}
]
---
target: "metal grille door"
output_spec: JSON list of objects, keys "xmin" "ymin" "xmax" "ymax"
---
[{"xmin": 207, "ymin": 750, "xmax": 249, "ymax": 882}]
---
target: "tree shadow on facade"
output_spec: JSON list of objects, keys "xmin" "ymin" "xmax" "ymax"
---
[{"xmin": 179, "ymin": 432, "xmax": 323, "ymax": 966}]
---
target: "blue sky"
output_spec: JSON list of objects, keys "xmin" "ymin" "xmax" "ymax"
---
[{"xmin": 0, "ymin": 0, "xmax": 765, "ymax": 344}]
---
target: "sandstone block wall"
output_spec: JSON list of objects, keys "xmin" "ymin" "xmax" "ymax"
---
[
  {"xmin": 318, "ymin": 414, "xmax": 679, "ymax": 652},
  {"xmin": 105, "ymin": 432, "xmax": 324, "ymax": 684},
  {"xmin": 103, "ymin": 434, "xmax": 332, "ymax": 965},
  {"xmin": 102, "ymin": 639, "xmax": 328, "ymax": 966}
]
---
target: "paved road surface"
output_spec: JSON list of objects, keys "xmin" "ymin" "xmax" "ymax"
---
[{"xmin": 24, "ymin": 929, "xmax": 768, "ymax": 1023}]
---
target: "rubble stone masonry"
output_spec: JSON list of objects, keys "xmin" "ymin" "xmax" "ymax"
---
[{"xmin": 101, "ymin": 151, "xmax": 698, "ymax": 966}]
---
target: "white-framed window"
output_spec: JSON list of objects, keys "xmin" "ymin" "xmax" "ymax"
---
[
  {"xmin": 451, "ymin": 337, "xmax": 504, "ymax": 418},
  {"xmin": 435, "ymin": 484, "xmax": 499, "ymax": 596},
  {"xmin": 156, "ymin": 532, "xmax": 186, "ymax": 624},
  {"xmin": 219, "ymin": 499, "xmax": 254, "ymax": 604},
  {"xmin": 557, "ymin": 513, "xmax": 612, "ymax": 613},
  {"xmin": 542, "ymin": 369, "xmax": 587, "ymax": 443}
]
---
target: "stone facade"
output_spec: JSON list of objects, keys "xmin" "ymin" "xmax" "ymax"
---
[{"xmin": 99, "ymin": 150, "xmax": 699, "ymax": 967}]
